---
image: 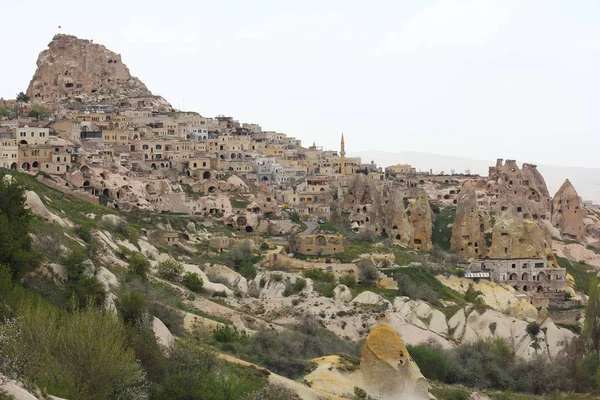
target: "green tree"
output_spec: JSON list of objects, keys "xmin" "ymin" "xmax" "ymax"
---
[
  {"xmin": 0, "ymin": 173, "xmax": 38, "ymax": 279},
  {"xmin": 181, "ymin": 272, "xmax": 204, "ymax": 293},
  {"xmin": 128, "ymin": 253, "xmax": 150, "ymax": 279},
  {"xmin": 583, "ymin": 277, "xmax": 600, "ymax": 355},
  {"xmin": 16, "ymin": 92, "xmax": 29, "ymax": 103},
  {"xmin": 0, "ymin": 108, "xmax": 9, "ymax": 118},
  {"xmin": 28, "ymin": 104, "xmax": 49, "ymax": 121},
  {"xmin": 157, "ymin": 259, "xmax": 184, "ymax": 281}
]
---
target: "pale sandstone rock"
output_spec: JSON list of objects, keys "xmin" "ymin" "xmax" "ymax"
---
[
  {"xmin": 152, "ymin": 316, "xmax": 174, "ymax": 349},
  {"xmin": 488, "ymin": 201, "xmax": 557, "ymax": 267},
  {"xmin": 24, "ymin": 190, "xmax": 68, "ymax": 227},
  {"xmin": 360, "ymin": 323, "xmax": 428, "ymax": 399},
  {"xmin": 204, "ymin": 263, "xmax": 248, "ymax": 294},
  {"xmin": 393, "ymin": 297, "xmax": 448, "ymax": 335},
  {"xmin": 96, "ymin": 266, "xmax": 119, "ymax": 292},
  {"xmin": 450, "ymin": 188, "xmax": 488, "ymax": 257},
  {"xmin": 333, "ymin": 284, "xmax": 353, "ymax": 302},
  {"xmin": 82, "ymin": 259, "xmax": 96, "ymax": 277},
  {"xmin": 552, "ymin": 179, "xmax": 585, "ymax": 241},
  {"xmin": 351, "ymin": 291, "xmax": 388, "ymax": 306}
]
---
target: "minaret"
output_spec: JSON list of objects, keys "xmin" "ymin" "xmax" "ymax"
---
[{"xmin": 340, "ymin": 133, "xmax": 346, "ymax": 175}]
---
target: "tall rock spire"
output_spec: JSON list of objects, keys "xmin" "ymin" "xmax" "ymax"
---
[{"xmin": 340, "ymin": 133, "xmax": 346, "ymax": 175}]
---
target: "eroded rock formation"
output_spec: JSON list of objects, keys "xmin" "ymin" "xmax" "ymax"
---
[
  {"xmin": 342, "ymin": 174, "xmax": 433, "ymax": 250},
  {"xmin": 27, "ymin": 34, "xmax": 171, "ymax": 110},
  {"xmin": 552, "ymin": 179, "xmax": 585, "ymax": 240},
  {"xmin": 360, "ymin": 322, "xmax": 428, "ymax": 399},
  {"xmin": 450, "ymin": 188, "xmax": 488, "ymax": 257},
  {"xmin": 488, "ymin": 202, "xmax": 557, "ymax": 267}
]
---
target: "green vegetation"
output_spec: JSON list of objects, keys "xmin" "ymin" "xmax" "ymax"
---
[
  {"xmin": 316, "ymin": 221, "xmax": 338, "ymax": 232},
  {"xmin": 157, "ymin": 259, "xmax": 184, "ymax": 281},
  {"xmin": 386, "ymin": 267, "xmax": 465, "ymax": 302},
  {"xmin": 410, "ymin": 338, "xmax": 595, "ymax": 395},
  {"xmin": 582, "ymin": 277, "xmax": 600, "ymax": 354},
  {"xmin": 432, "ymin": 206, "xmax": 456, "ymax": 250},
  {"xmin": 283, "ymin": 278, "xmax": 307, "ymax": 296},
  {"xmin": 0, "ymin": 172, "xmax": 40, "ymax": 279},
  {"xmin": 357, "ymin": 259, "xmax": 378, "ymax": 284},
  {"xmin": 16, "ymin": 91, "xmax": 29, "ymax": 103},
  {"xmin": 214, "ymin": 315, "xmax": 361, "ymax": 379},
  {"xmin": 181, "ymin": 271, "xmax": 204, "ymax": 293},
  {"xmin": 556, "ymin": 256, "xmax": 595, "ymax": 295}
]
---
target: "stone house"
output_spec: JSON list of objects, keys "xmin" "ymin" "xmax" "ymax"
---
[
  {"xmin": 295, "ymin": 233, "xmax": 344, "ymax": 256},
  {"xmin": 466, "ymin": 258, "xmax": 566, "ymax": 293}
]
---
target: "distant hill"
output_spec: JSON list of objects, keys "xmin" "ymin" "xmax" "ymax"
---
[{"xmin": 352, "ymin": 151, "xmax": 600, "ymax": 204}]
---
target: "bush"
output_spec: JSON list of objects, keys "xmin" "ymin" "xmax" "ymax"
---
[
  {"xmin": 213, "ymin": 325, "xmax": 248, "ymax": 344},
  {"xmin": 249, "ymin": 384, "xmax": 301, "ymax": 400},
  {"xmin": 239, "ymin": 261, "xmax": 257, "ymax": 280},
  {"xmin": 302, "ymin": 269, "xmax": 334, "ymax": 283},
  {"xmin": 339, "ymin": 273, "xmax": 357, "ymax": 288},
  {"xmin": 225, "ymin": 241, "xmax": 254, "ymax": 270},
  {"xmin": 313, "ymin": 281, "xmax": 336, "ymax": 298},
  {"xmin": 407, "ymin": 342, "xmax": 449, "ymax": 381},
  {"xmin": 526, "ymin": 322, "xmax": 541, "ymax": 337},
  {"xmin": 182, "ymin": 272, "xmax": 204, "ymax": 293},
  {"xmin": 396, "ymin": 274, "xmax": 439, "ymax": 305},
  {"xmin": 117, "ymin": 291, "xmax": 147, "ymax": 325},
  {"xmin": 357, "ymin": 259, "xmax": 378, "ymax": 284},
  {"xmin": 283, "ymin": 278, "xmax": 306, "ymax": 297},
  {"xmin": 128, "ymin": 253, "xmax": 150, "ymax": 279},
  {"xmin": 0, "ymin": 389, "xmax": 15, "ymax": 400},
  {"xmin": 217, "ymin": 315, "xmax": 361, "ymax": 379},
  {"xmin": 153, "ymin": 343, "xmax": 267, "ymax": 400},
  {"xmin": 157, "ymin": 259, "xmax": 184, "ymax": 281}
]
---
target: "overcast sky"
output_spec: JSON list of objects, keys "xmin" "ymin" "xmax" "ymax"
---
[{"xmin": 3, "ymin": 0, "xmax": 600, "ymax": 168}]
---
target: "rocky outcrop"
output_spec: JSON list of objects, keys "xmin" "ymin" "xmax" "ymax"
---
[
  {"xmin": 342, "ymin": 175, "xmax": 433, "ymax": 250},
  {"xmin": 152, "ymin": 317, "xmax": 174, "ymax": 349},
  {"xmin": 360, "ymin": 322, "xmax": 428, "ymax": 399},
  {"xmin": 450, "ymin": 188, "xmax": 488, "ymax": 257},
  {"xmin": 384, "ymin": 189, "xmax": 413, "ymax": 247},
  {"xmin": 552, "ymin": 179, "xmax": 585, "ymax": 241},
  {"xmin": 24, "ymin": 190, "xmax": 69, "ymax": 227},
  {"xmin": 27, "ymin": 34, "xmax": 171, "ymax": 110},
  {"xmin": 486, "ymin": 159, "xmax": 552, "ymax": 220},
  {"xmin": 488, "ymin": 201, "xmax": 557, "ymax": 267},
  {"xmin": 406, "ymin": 192, "xmax": 433, "ymax": 251}
]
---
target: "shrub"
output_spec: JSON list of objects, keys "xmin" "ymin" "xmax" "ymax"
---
[
  {"xmin": 526, "ymin": 322, "xmax": 541, "ymax": 337},
  {"xmin": 313, "ymin": 281, "xmax": 336, "ymax": 298},
  {"xmin": 407, "ymin": 342, "xmax": 448, "ymax": 381},
  {"xmin": 249, "ymin": 384, "xmax": 301, "ymax": 400},
  {"xmin": 225, "ymin": 241, "xmax": 254, "ymax": 270},
  {"xmin": 182, "ymin": 272, "xmax": 204, "ymax": 293},
  {"xmin": 302, "ymin": 269, "xmax": 334, "ymax": 283},
  {"xmin": 157, "ymin": 259, "xmax": 184, "ymax": 281},
  {"xmin": 260, "ymin": 242, "xmax": 270, "ymax": 251},
  {"xmin": 396, "ymin": 274, "xmax": 439, "ymax": 305},
  {"xmin": 339, "ymin": 273, "xmax": 357, "ymax": 288},
  {"xmin": 217, "ymin": 315, "xmax": 361, "ymax": 379},
  {"xmin": 239, "ymin": 261, "xmax": 257, "ymax": 280},
  {"xmin": 283, "ymin": 278, "xmax": 306, "ymax": 297},
  {"xmin": 0, "ymin": 389, "xmax": 15, "ymax": 400},
  {"xmin": 128, "ymin": 253, "xmax": 150, "ymax": 279},
  {"xmin": 213, "ymin": 324, "xmax": 248, "ymax": 344},
  {"xmin": 117, "ymin": 291, "xmax": 147, "ymax": 325},
  {"xmin": 357, "ymin": 259, "xmax": 378, "ymax": 284}
]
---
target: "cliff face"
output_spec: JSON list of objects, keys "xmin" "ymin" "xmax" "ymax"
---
[
  {"xmin": 27, "ymin": 34, "xmax": 171, "ymax": 110},
  {"xmin": 488, "ymin": 202, "xmax": 557, "ymax": 267},
  {"xmin": 552, "ymin": 179, "xmax": 585, "ymax": 241}
]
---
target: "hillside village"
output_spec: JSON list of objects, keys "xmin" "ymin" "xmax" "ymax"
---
[{"xmin": 2, "ymin": 34, "xmax": 600, "ymax": 400}]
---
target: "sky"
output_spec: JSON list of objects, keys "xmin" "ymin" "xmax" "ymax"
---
[{"xmin": 3, "ymin": 0, "xmax": 600, "ymax": 168}]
